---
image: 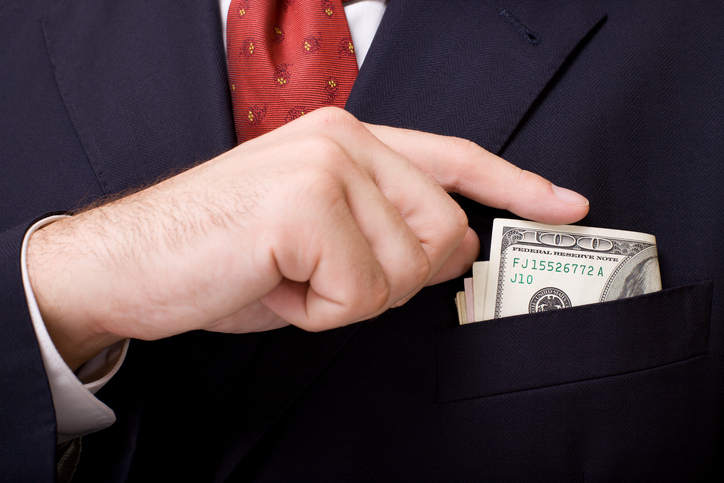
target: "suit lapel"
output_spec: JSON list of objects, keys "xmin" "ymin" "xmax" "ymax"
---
[
  {"xmin": 347, "ymin": 0, "xmax": 607, "ymax": 155},
  {"xmin": 41, "ymin": 0, "xmax": 236, "ymax": 195}
]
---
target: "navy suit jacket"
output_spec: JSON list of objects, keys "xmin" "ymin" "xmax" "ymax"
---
[{"xmin": 2, "ymin": 0, "xmax": 723, "ymax": 481}]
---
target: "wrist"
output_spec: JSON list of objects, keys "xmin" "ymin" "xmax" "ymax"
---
[{"xmin": 26, "ymin": 216, "xmax": 123, "ymax": 371}]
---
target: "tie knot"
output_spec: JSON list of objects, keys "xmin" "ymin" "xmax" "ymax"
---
[{"xmin": 227, "ymin": 0, "xmax": 359, "ymax": 143}]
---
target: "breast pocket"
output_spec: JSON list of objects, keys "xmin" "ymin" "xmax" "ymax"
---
[{"xmin": 436, "ymin": 280, "xmax": 712, "ymax": 403}]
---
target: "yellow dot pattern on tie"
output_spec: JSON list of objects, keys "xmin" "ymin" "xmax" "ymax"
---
[{"xmin": 227, "ymin": 0, "xmax": 358, "ymax": 142}]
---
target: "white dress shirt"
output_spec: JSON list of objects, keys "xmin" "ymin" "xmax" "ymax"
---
[{"xmin": 24, "ymin": 0, "xmax": 387, "ymax": 443}]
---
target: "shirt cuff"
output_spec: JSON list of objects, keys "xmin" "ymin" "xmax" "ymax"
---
[{"xmin": 21, "ymin": 215, "xmax": 129, "ymax": 443}]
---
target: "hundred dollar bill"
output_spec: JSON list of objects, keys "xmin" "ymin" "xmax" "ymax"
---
[
  {"xmin": 455, "ymin": 278, "xmax": 476, "ymax": 324},
  {"xmin": 472, "ymin": 261, "xmax": 488, "ymax": 322},
  {"xmin": 482, "ymin": 219, "xmax": 661, "ymax": 321},
  {"xmin": 464, "ymin": 278, "xmax": 475, "ymax": 324},
  {"xmin": 455, "ymin": 291, "xmax": 468, "ymax": 325}
]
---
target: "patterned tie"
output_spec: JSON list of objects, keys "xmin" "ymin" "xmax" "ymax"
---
[{"xmin": 227, "ymin": 0, "xmax": 358, "ymax": 143}]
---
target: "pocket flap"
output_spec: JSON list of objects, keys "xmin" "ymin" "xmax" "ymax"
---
[{"xmin": 437, "ymin": 281, "xmax": 712, "ymax": 402}]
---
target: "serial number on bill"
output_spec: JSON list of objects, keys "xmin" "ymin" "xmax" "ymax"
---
[{"xmin": 509, "ymin": 257, "xmax": 608, "ymax": 284}]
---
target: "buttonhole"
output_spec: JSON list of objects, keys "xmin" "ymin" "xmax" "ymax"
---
[{"xmin": 499, "ymin": 9, "xmax": 542, "ymax": 45}]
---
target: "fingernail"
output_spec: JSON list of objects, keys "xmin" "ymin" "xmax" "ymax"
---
[{"xmin": 551, "ymin": 184, "xmax": 589, "ymax": 206}]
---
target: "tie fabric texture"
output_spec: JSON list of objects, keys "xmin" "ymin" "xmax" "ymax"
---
[{"xmin": 227, "ymin": 0, "xmax": 359, "ymax": 143}]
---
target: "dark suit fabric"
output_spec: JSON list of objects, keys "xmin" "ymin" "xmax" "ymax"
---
[{"xmin": 1, "ymin": 0, "xmax": 723, "ymax": 481}]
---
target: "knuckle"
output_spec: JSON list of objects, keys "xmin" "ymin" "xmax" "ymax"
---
[
  {"xmin": 426, "ymin": 204, "xmax": 469, "ymax": 266},
  {"xmin": 445, "ymin": 137, "xmax": 480, "ymax": 164},
  {"xmin": 434, "ymin": 200, "xmax": 469, "ymax": 243},
  {"xmin": 304, "ymin": 273, "xmax": 392, "ymax": 332},
  {"xmin": 450, "ymin": 206, "xmax": 470, "ymax": 239},
  {"xmin": 366, "ymin": 279, "xmax": 393, "ymax": 314},
  {"xmin": 514, "ymin": 167, "xmax": 535, "ymax": 187},
  {"xmin": 442, "ymin": 137, "xmax": 480, "ymax": 190},
  {"xmin": 409, "ymin": 252, "xmax": 432, "ymax": 286},
  {"xmin": 291, "ymin": 138, "xmax": 353, "ymax": 190},
  {"xmin": 299, "ymin": 133, "xmax": 346, "ymax": 164},
  {"xmin": 346, "ymin": 275, "xmax": 391, "ymax": 321},
  {"xmin": 307, "ymin": 106, "xmax": 357, "ymax": 132},
  {"xmin": 505, "ymin": 168, "xmax": 533, "ymax": 210}
]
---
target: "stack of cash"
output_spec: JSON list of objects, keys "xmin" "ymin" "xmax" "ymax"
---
[{"xmin": 455, "ymin": 219, "xmax": 661, "ymax": 324}]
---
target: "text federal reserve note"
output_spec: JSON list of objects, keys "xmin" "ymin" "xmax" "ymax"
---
[{"xmin": 482, "ymin": 219, "xmax": 661, "ymax": 320}]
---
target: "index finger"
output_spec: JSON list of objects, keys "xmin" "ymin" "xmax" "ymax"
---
[{"xmin": 363, "ymin": 124, "xmax": 589, "ymax": 225}]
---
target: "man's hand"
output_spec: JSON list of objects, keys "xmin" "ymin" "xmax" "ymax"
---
[{"xmin": 27, "ymin": 107, "xmax": 589, "ymax": 370}]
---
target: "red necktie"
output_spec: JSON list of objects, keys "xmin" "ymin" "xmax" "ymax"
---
[{"xmin": 227, "ymin": 0, "xmax": 359, "ymax": 143}]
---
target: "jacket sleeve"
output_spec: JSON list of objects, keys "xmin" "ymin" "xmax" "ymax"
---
[{"xmin": 0, "ymin": 219, "xmax": 57, "ymax": 482}]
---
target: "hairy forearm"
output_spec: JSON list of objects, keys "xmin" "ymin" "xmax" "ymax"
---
[
  {"xmin": 25, "ymin": 158, "xmax": 275, "ymax": 369},
  {"xmin": 27, "ymin": 214, "xmax": 126, "ymax": 371}
]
